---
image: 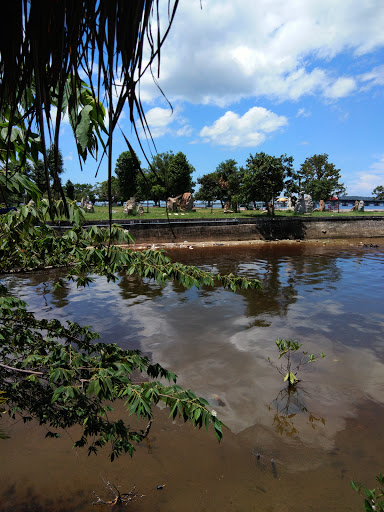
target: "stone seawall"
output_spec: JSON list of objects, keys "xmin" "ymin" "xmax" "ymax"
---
[{"xmin": 60, "ymin": 216, "xmax": 384, "ymax": 243}]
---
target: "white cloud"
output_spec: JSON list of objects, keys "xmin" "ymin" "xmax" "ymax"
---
[
  {"xmin": 176, "ymin": 124, "xmax": 193, "ymax": 137},
  {"xmin": 324, "ymin": 77, "xmax": 357, "ymax": 98},
  {"xmin": 370, "ymin": 155, "xmax": 384, "ymax": 173},
  {"xmin": 296, "ymin": 108, "xmax": 311, "ymax": 118},
  {"xmin": 347, "ymin": 155, "xmax": 384, "ymax": 195},
  {"xmin": 64, "ymin": 152, "xmax": 73, "ymax": 162},
  {"xmin": 138, "ymin": 0, "xmax": 384, "ymax": 105},
  {"xmin": 50, "ymin": 106, "xmax": 70, "ymax": 127},
  {"xmin": 359, "ymin": 64, "xmax": 384, "ymax": 90},
  {"xmin": 137, "ymin": 106, "xmax": 193, "ymax": 139},
  {"xmin": 200, "ymin": 107, "xmax": 288, "ymax": 147},
  {"xmin": 145, "ymin": 107, "xmax": 174, "ymax": 138}
]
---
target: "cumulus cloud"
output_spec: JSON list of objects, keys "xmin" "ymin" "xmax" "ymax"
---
[
  {"xmin": 144, "ymin": 107, "xmax": 174, "ymax": 138},
  {"xmin": 347, "ymin": 155, "xmax": 384, "ymax": 195},
  {"xmin": 138, "ymin": 0, "xmax": 384, "ymax": 105},
  {"xmin": 200, "ymin": 107, "xmax": 288, "ymax": 147},
  {"xmin": 324, "ymin": 77, "xmax": 357, "ymax": 98},
  {"xmin": 138, "ymin": 106, "xmax": 193, "ymax": 139}
]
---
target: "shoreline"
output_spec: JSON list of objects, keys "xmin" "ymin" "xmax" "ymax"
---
[{"xmin": 130, "ymin": 237, "xmax": 383, "ymax": 251}]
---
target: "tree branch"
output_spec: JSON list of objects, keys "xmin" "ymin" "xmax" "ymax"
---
[{"xmin": 0, "ymin": 363, "xmax": 43, "ymax": 375}]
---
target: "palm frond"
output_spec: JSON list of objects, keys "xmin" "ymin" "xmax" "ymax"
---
[{"xmin": 0, "ymin": 0, "xmax": 179, "ymax": 219}]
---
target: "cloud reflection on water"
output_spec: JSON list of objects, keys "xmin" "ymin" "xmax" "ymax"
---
[{"xmin": 4, "ymin": 243, "xmax": 384, "ymax": 455}]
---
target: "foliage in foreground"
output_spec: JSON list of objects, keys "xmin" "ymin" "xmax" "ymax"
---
[
  {"xmin": 0, "ymin": 293, "xmax": 224, "ymax": 460},
  {"xmin": 0, "ymin": 185, "xmax": 261, "ymax": 294},
  {"xmin": 0, "ymin": 195, "xmax": 261, "ymax": 458},
  {"xmin": 268, "ymin": 339, "xmax": 325, "ymax": 387},
  {"xmin": 351, "ymin": 473, "xmax": 384, "ymax": 512}
]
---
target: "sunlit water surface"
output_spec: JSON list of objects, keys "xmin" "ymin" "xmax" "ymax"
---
[{"xmin": 1, "ymin": 240, "xmax": 384, "ymax": 511}]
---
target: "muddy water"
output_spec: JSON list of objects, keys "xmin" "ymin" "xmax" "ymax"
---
[{"xmin": 1, "ymin": 240, "xmax": 384, "ymax": 511}]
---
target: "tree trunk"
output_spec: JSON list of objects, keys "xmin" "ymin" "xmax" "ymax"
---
[{"xmin": 266, "ymin": 201, "xmax": 274, "ymax": 216}]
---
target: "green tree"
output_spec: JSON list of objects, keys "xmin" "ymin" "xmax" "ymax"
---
[
  {"xmin": 0, "ymin": 293, "xmax": 226, "ymax": 460},
  {"xmin": 95, "ymin": 178, "xmax": 120, "ymax": 204},
  {"xmin": 72, "ymin": 183, "xmax": 97, "ymax": 203},
  {"xmin": 136, "ymin": 168, "xmax": 152, "ymax": 203},
  {"xmin": 115, "ymin": 151, "xmax": 141, "ymax": 202},
  {"xmin": 65, "ymin": 180, "xmax": 75, "ymax": 200},
  {"xmin": 0, "ymin": 166, "xmax": 39, "ymax": 207},
  {"xmin": 167, "ymin": 152, "xmax": 195, "ymax": 196},
  {"xmin": 31, "ymin": 145, "xmax": 65, "ymax": 199},
  {"xmin": 298, "ymin": 154, "xmax": 345, "ymax": 202},
  {"xmin": 215, "ymin": 160, "xmax": 242, "ymax": 210},
  {"xmin": 372, "ymin": 186, "xmax": 384, "ymax": 200},
  {"xmin": 47, "ymin": 145, "xmax": 65, "ymax": 198},
  {"xmin": 240, "ymin": 153, "xmax": 294, "ymax": 214},
  {"xmin": 146, "ymin": 152, "xmax": 172, "ymax": 204},
  {"xmin": 30, "ymin": 160, "xmax": 48, "ymax": 195},
  {"xmin": 148, "ymin": 151, "xmax": 195, "ymax": 200},
  {"xmin": 195, "ymin": 172, "xmax": 221, "ymax": 206}
]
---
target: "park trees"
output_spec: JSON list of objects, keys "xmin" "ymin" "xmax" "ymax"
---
[
  {"xmin": 215, "ymin": 159, "xmax": 242, "ymax": 210},
  {"xmin": 72, "ymin": 183, "xmax": 97, "ymax": 203},
  {"xmin": 146, "ymin": 151, "xmax": 195, "ymax": 202},
  {"xmin": 167, "ymin": 152, "xmax": 195, "ymax": 196},
  {"xmin": 64, "ymin": 180, "xmax": 75, "ymax": 200},
  {"xmin": 95, "ymin": 178, "xmax": 121, "ymax": 204},
  {"xmin": 115, "ymin": 151, "xmax": 141, "ymax": 202},
  {"xmin": 30, "ymin": 145, "xmax": 65, "ymax": 198},
  {"xmin": 136, "ymin": 168, "xmax": 155, "ymax": 203},
  {"xmin": 372, "ymin": 186, "xmax": 384, "ymax": 200},
  {"xmin": 147, "ymin": 152, "xmax": 173, "ymax": 203},
  {"xmin": 297, "ymin": 154, "xmax": 345, "ymax": 202},
  {"xmin": 195, "ymin": 172, "xmax": 221, "ymax": 206},
  {"xmin": 240, "ymin": 152, "xmax": 294, "ymax": 214}
]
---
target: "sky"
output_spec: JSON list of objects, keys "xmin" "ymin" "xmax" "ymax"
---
[{"xmin": 60, "ymin": 0, "xmax": 384, "ymax": 197}]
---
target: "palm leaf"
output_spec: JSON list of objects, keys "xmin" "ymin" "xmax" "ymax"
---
[{"xmin": 0, "ymin": 0, "xmax": 180, "ymax": 221}]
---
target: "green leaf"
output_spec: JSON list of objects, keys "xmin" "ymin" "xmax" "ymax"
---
[
  {"xmin": 364, "ymin": 499, "xmax": 374, "ymax": 512},
  {"xmin": 75, "ymin": 105, "xmax": 93, "ymax": 152},
  {"xmin": 88, "ymin": 378, "xmax": 101, "ymax": 397},
  {"xmin": 51, "ymin": 386, "xmax": 65, "ymax": 403}
]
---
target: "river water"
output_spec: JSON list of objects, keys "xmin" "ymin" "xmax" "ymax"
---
[{"xmin": 1, "ymin": 239, "xmax": 384, "ymax": 511}]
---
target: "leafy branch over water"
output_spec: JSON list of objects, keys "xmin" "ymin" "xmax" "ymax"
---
[
  {"xmin": 0, "ymin": 293, "xmax": 224, "ymax": 460},
  {"xmin": 0, "ymin": 191, "xmax": 261, "ymax": 459},
  {"xmin": 0, "ymin": 187, "xmax": 260, "ymax": 294},
  {"xmin": 351, "ymin": 473, "xmax": 384, "ymax": 512}
]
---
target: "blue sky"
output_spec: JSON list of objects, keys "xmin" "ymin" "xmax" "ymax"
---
[{"xmin": 60, "ymin": 0, "xmax": 384, "ymax": 196}]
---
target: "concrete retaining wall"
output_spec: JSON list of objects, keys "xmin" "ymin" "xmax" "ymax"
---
[{"xmin": 63, "ymin": 216, "xmax": 384, "ymax": 243}]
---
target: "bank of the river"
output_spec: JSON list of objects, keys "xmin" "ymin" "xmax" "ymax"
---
[
  {"xmin": 74, "ymin": 215, "xmax": 384, "ymax": 245},
  {"xmin": 130, "ymin": 237, "xmax": 382, "ymax": 251}
]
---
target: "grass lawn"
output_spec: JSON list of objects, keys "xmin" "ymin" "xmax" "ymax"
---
[{"xmin": 81, "ymin": 205, "xmax": 384, "ymax": 222}]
